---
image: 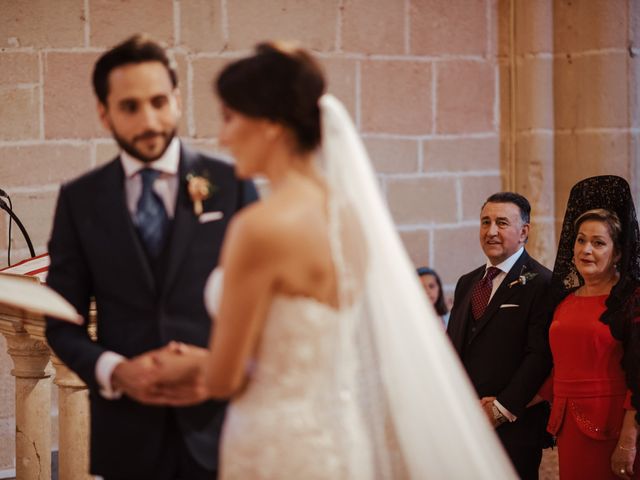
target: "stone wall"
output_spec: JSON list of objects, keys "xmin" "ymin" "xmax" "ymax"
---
[
  {"xmin": 0, "ymin": 0, "xmax": 504, "ymax": 284},
  {"xmin": 1, "ymin": 0, "xmax": 639, "ymax": 477},
  {"xmin": 502, "ymin": 0, "xmax": 640, "ymax": 267}
]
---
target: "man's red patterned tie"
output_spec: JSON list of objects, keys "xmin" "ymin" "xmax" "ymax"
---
[{"xmin": 470, "ymin": 266, "xmax": 501, "ymax": 320}]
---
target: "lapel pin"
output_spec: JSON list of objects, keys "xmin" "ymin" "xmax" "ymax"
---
[{"xmin": 508, "ymin": 272, "xmax": 538, "ymax": 288}]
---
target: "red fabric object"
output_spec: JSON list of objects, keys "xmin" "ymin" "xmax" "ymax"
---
[
  {"xmin": 548, "ymin": 294, "xmax": 638, "ymax": 479},
  {"xmin": 557, "ymin": 411, "xmax": 639, "ymax": 479}
]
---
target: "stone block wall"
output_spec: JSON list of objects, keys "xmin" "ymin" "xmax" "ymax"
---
[
  {"xmin": 4, "ymin": 1, "xmax": 638, "ymax": 476},
  {"xmin": 505, "ymin": 0, "xmax": 640, "ymax": 267},
  {"xmin": 0, "ymin": 0, "xmax": 503, "ymax": 285},
  {"xmin": 551, "ymin": 0, "xmax": 640, "ymax": 225}
]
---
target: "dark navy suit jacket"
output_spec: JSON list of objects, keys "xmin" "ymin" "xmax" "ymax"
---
[
  {"xmin": 45, "ymin": 144, "xmax": 257, "ymax": 477},
  {"xmin": 447, "ymin": 250, "xmax": 553, "ymax": 451}
]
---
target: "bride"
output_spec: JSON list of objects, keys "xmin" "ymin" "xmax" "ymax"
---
[{"xmin": 156, "ymin": 42, "xmax": 517, "ymax": 479}]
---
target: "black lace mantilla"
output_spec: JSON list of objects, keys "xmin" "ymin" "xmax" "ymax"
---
[{"xmin": 551, "ymin": 175, "xmax": 640, "ymax": 420}]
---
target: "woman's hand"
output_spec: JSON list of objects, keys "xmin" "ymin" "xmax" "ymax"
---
[
  {"xmin": 611, "ymin": 443, "xmax": 636, "ymax": 479},
  {"xmin": 526, "ymin": 394, "xmax": 544, "ymax": 408},
  {"xmin": 149, "ymin": 342, "xmax": 211, "ymax": 406},
  {"xmin": 612, "ymin": 410, "xmax": 639, "ymax": 479},
  {"xmin": 152, "ymin": 342, "xmax": 207, "ymax": 384}
]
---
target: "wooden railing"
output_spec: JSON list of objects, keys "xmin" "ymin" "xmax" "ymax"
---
[{"xmin": 0, "ymin": 303, "xmax": 94, "ymax": 480}]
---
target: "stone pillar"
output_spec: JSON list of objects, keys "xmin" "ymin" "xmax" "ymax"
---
[
  {"xmin": 51, "ymin": 356, "xmax": 91, "ymax": 480},
  {"xmin": 3, "ymin": 331, "xmax": 52, "ymax": 480},
  {"xmin": 499, "ymin": 0, "xmax": 556, "ymax": 268}
]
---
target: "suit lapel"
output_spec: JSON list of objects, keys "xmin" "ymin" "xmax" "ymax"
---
[
  {"xmin": 162, "ymin": 147, "xmax": 199, "ymax": 296},
  {"xmin": 469, "ymin": 250, "xmax": 530, "ymax": 341},
  {"xmin": 95, "ymin": 159, "xmax": 156, "ymax": 293},
  {"xmin": 450, "ymin": 267, "xmax": 484, "ymax": 353}
]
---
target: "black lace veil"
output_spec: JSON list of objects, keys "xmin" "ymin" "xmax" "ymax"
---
[{"xmin": 551, "ymin": 175, "xmax": 640, "ymax": 418}]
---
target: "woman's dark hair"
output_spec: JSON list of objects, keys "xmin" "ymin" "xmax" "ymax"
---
[
  {"xmin": 93, "ymin": 34, "xmax": 178, "ymax": 105},
  {"xmin": 574, "ymin": 208, "xmax": 622, "ymax": 254},
  {"xmin": 416, "ymin": 267, "xmax": 448, "ymax": 316},
  {"xmin": 216, "ymin": 42, "xmax": 326, "ymax": 153}
]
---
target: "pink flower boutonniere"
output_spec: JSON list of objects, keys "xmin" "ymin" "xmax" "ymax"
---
[{"xmin": 186, "ymin": 173, "xmax": 215, "ymax": 216}]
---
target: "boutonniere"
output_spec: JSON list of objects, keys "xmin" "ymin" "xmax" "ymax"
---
[
  {"xmin": 186, "ymin": 173, "xmax": 216, "ymax": 216},
  {"xmin": 508, "ymin": 272, "xmax": 539, "ymax": 288}
]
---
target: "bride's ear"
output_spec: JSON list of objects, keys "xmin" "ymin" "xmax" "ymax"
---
[{"xmin": 263, "ymin": 121, "xmax": 283, "ymax": 142}]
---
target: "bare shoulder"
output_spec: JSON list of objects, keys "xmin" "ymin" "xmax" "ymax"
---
[{"xmin": 223, "ymin": 196, "xmax": 307, "ymax": 263}]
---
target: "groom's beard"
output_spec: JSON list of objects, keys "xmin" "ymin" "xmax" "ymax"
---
[{"xmin": 111, "ymin": 127, "xmax": 176, "ymax": 164}]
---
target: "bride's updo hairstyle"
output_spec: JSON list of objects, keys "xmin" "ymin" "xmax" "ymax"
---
[{"xmin": 216, "ymin": 42, "xmax": 326, "ymax": 153}]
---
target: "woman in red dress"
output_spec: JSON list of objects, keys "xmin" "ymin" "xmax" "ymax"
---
[{"xmin": 543, "ymin": 176, "xmax": 640, "ymax": 479}]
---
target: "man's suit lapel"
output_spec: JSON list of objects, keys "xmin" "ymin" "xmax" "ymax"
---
[
  {"xmin": 450, "ymin": 267, "xmax": 484, "ymax": 353},
  {"xmin": 469, "ymin": 250, "xmax": 530, "ymax": 342},
  {"xmin": 162, "ymin": 147, "xmax": 199, "ymax": 296},
  {"xmin": 96, "ymin": 159, "xmax": 155, "ymax": 293}
]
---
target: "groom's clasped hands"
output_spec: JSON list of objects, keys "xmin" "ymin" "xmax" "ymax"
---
[{"xmin": 110, "ymin": 342, "xmax": 210, "ymax": 406}]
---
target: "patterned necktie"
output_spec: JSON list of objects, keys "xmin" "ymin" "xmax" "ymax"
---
[
  {"xmin": 134, "ymin": 169, "xmax": 169, "ymax": 258},
  {"xmin": 470, "ymin": 266, "xmax": 501, "ymax": 320}
]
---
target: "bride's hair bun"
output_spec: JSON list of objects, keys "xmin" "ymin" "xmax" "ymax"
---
[{"xmin": 215, "ymin": 41, "xmax": 326, "ymax": 152}]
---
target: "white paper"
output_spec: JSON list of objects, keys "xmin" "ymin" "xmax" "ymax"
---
[{"xmin": 0, "ymin": 273, "xmax": 83, "ymax": 324}]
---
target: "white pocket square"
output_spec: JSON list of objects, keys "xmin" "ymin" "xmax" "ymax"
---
[
  {"xmin": 198, "ymin": 211, "xmax": 224, "ymax": 223},
  {"xmin": 499, "ymin": 304, "xmax": 520, "ymax": 309}
]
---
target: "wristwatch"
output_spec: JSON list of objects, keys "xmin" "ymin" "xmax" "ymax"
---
[{"xmin": 491, "ymin": 404, "xmax": 507, "ymax": 426}]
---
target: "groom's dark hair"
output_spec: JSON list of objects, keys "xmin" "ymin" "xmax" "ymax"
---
[
  {"xmin": 93, "ymin": 34, "xmax": 178, "ymax": 105},
  {"xmin": 216, "ymin": 41, "xmax": 326, "ymax": 153}
]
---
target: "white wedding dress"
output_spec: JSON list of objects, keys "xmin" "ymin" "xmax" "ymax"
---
[{"xmin": 205, "ymin": 269, "xmax": 375, "ymax": 479}]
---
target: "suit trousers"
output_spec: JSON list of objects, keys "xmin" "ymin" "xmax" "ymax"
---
[
  {"xmin": 102, "ymin": 410, "xmax": 217, "ymax": 480},
  {"xmin": 497, "ymin": 403, "xmax": 550, "ymax": 480},
  {"xmin": 502, "ymin": 442, "xmax": 542, "ymax": 480}
]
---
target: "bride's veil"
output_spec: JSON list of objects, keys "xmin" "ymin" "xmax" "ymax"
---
[{"xmin": 319, "ymin": 94, "xmax": 517, "ymax": 479}]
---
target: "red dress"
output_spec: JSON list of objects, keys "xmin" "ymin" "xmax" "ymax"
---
[{"xmin": 545, "ymin": 294, "xmax": 637, "ymax": 479}]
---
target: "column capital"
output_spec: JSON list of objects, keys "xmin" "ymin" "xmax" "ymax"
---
[
  {"xmin": 3, "ymin": 332, "xmax": 51, "ymax": 379},
  {"xmin": 51, "ymin": 354, "xmax": 86, "ymax": 389}
]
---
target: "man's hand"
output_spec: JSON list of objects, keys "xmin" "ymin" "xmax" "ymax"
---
[
  {"xmin": 150, "ymin": 342, "xmax": 210, "ymax": 406},
  {"xmin": 111, "ymin": 343, "xmax": 210, "ymax": 406},
  {"xmin": 480, "ymin": 396, "xmax": 500, "ymax": 428},
  {"xmin": 111, "ymin": 353, "xmax": 165, "ymax": 404}
]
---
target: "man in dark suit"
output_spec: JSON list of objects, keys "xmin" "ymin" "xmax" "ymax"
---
[
  {"xmin": 447, "ymin": 192, "xmax": 552, "ymax": 480},
  {"xmin": 45, "ymin": 34, "xmax": 256, "ymax": 480}
]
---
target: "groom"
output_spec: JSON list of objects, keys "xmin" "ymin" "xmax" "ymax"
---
[{"xmin": 45, "ymin": 35, "xmax": 256, "ymax": 479}]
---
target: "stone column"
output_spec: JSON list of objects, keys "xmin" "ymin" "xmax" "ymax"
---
[
  {"xmin": 3, "ymin": 330, "xmax": 52, "ymax": 480},
  {"xmin": 51, "ymin": 356, "xmax": 91, "ymax": 480},
  {"xmin": 499, "ymin": 0, "xmax": 556, "ymax": 268}
]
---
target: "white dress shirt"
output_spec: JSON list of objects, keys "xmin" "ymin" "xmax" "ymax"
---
[
  {"xmin": 121, "ymin": 137, "xmax": 180, "ymax": 218},
  {"xmin": 95, "ymin": 138, "xmax": 181, "ymax": 399},
  {"xmin": 482, "ymin": 246, "xmax": 524, "ymax": 422},
  {"xmin": 484, "ymin": 246, "xmax": 524, "ymax": 303}
]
